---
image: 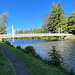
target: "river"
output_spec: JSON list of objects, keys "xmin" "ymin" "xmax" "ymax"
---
[{"xmin": 6, "ymin": 39, "xmax": 75, "ymax": 72}]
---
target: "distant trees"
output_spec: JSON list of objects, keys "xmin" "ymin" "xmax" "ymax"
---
[
  {"xmin": 68, "ymin": 12, "xmax": 75, "ymax": 34},
  {"xmin": 16, "ymin": 1, "xmax": 75, "ymax": 34}
]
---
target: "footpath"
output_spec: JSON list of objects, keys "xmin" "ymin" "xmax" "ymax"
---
[{"xmin": 0, "ymin": 46, "xmax": 30, "ymax": 75}]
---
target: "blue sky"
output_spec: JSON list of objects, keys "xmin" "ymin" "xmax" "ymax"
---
[{"xmin": 0, "ymin": 0, "xmax": 75, "ymax": 34}]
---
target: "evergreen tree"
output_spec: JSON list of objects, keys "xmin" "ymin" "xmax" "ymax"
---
[
  {"xmin": 58, "ymin": 1, "xmax": 64, "ymax": 16},
  {"xmin": 47, "ymin": 3, "xmax": 58, "ymax": 33},
  {"xmin": 33, "ymin": 28, "xmax": 36, "ymax": 33},
  {"xmin": 68, "ymin": 12, "xmax": 75, "ymax": 34},
  {"xmin": 40, "ymin": 1, "xmax": 68, "ymax": 33},
  {"xmin": 41, "ymin": 24, "xmax": 48, "ymax": 33},
  {"xmin": 59, "ymin": 14, "xmax": 68, "ymax": 33},
  {"xmin": 57, "ymin": 1, "xmax": 68, "ymax": 33},
  {"xmin": 48, "ymin": 46, "xmax": 63, "ymax": 66}
]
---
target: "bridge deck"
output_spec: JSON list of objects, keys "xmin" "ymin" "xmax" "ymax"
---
[{"xmin": 0, "ymin": 33, "xmax": 73, "ymax": 38}]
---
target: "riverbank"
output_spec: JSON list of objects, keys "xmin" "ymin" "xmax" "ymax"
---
[
  {"xmin": 64, "ymin": 35, "xmax": 75, "ymax": 40},
  {"xmin": 14, "ymin": 36, "xmax": 60, "ymax": 41},
  {"xmin": 0, "ymin": 43, "xmax": 72, "ymax": 75},
  {"xmin": 14, "ymin": 35, "xmax": 75, "ymax": 41}
]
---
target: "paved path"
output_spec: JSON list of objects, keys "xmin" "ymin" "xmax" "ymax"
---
[{"xmin": 0, "ymin": 46, "xmax": 30, "ymax": 75}]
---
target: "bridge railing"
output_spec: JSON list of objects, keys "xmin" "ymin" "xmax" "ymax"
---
[{"xmin": 0, "ymin": 33, "xmax": 73, "ymax": 38}]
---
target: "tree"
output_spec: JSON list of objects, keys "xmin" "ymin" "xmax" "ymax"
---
[
  {"xmin": 57, "ymin": 1, "xmax": 68, "ymax": 33},
  {"xmin": 58, "ymin": 1, "xmax": 65, "ymax": 16},
  {"xmin": 48, "ymin": 46, "xmax": 63, "ymax": 66},
  {"xmin": 41, "ymin": 13, "xmax": 49, "ymax": 33},
  {"xmin": 0, "ymin": 12, "xmax": 9, "ymax": 34},
  {"xmin": 68, "ymin": 12, "xmax": 75, "ymax": 34},
  {"xmin": 44, "ymin": 13, "xmax": 49, "ymax": 24},
  {"xmin": 47, "ymin": 3, "xmax": 58, "ymax": 33},
  {"xmin": 59, "ymin": 14, "xmax": 68, "ymax": 33},
  {"xmin": 41, "ymin": 24, "xmax": 48, "ymax": 33},
  {"xmin": 36, "ymin": 29, "xmax": 41, "ymax": 33},
  {"xmin": 0, "ymin": 25, "xmax": 7, "ymax": 34},
  {"xmin": 30, "ymin": 28, "xmax": 33, "ymax": 33},
  {"xmin": 24, "ymin": 30, "xmax": 28, "ymax": 33},
  {"xmin": 33, "ymin": 28, "xmax": 36, "ymax": 33},
  {"xmin": 0, "ymin": 12, "xmax": 9, "ymax": 25}
]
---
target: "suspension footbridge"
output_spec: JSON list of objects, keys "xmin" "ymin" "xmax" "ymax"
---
[
  {"xmin": 0, "ymin": 33, "xmax": 73, "ymax": 38},
  {"xmin": 0, "ymin": 25, "xmax": 73, "ymax": 44}
]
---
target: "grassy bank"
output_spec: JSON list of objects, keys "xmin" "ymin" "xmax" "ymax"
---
[
  {"xmin": 0, "ymin": 43, "xmax": 70, "ymax": 75},
  {"xmin": 0, "ymin": 48, "xmax": 16, "ymax": 75},
  {"xmin": 66, "ymin": 35, "xmax": 75, "ymax": 40},
  {"xmin": 15, "ymin": 36, "xmax": 59, "ymax": 41}
]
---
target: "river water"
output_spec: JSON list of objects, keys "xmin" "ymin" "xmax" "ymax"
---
[{"xmin": 6, "ymin": 39, "xmax": 75, "ymax": 72}]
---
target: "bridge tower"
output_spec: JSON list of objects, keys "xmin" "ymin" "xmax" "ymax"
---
[{"xmin": 11, "ymin": 25, "xmax": 15, "ymax": 45}]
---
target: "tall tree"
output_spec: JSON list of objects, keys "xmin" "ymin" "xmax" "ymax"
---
[
  {"xmin": 0, "ymin": 12, "xmax": 9, "ymax": 25},
  {"xmin": 41, "ymin": 13, "xmax": 49, "ymax": 33},
  {"xmin": 58, "ymin": 1, "xmax": 64, "ymax": 16},
  {"xmin": 57, "ymin": 1, "xmax": 68, "ymax": 33},
  {"xmin": 68, "ymin": 12, "xmax": 75, "ymax": 34},
  {"xmin": 0, "ymin": 12, "xmax": 9, "ymax": 34},
  {"xmin": 47, "ymin": 3, "xmax": 58, "ymax": 33}
]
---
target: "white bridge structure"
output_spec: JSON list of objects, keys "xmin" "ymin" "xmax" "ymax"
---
[
  {"xmin": 0, "ymin": 25, "xmax": 73, "ymax": 43},
  {"xmin": 0, "ymin": 33, "xmax": 73, "ymax": 38}
]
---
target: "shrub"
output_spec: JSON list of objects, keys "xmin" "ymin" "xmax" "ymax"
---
[
  {"xmin": 35, "ymin": 54, "xmax": 42, "ymax": 59},
  {"xmin": 5, "ymin": 41, "xmax": 11, "ymax": 45},
  {"xmin": 0, "ymin": 49, "xmax": 2, "ymax": 56},
  {"xmin": 10, "ymin": 45, "xmax": 14, "ymax": 47},
  {"xmin": 48, "ymin": 46, "xmax": 63, "ymax": 66},
  {"xmin": 16, "ymin": 46, "xmax": 21, "ymax": 49},
  {"xmin": 70, "ymin": 67, "xmax": 74, "ymax": 75},
  {"xmin": 24, "ymin": 46, "xmax": 36, "ymax": 55},
  {"xmin": 2, "ymin": 38, "xmax": 6, "ymax": 42}
]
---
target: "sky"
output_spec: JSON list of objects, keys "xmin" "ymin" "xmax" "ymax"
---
[{"xmin": 0, "ymin": 0, "xmax": 75, "ymax": 34}]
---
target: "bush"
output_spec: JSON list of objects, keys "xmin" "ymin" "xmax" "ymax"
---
[
  {"xmin": 24, "ymin": 46, "xmax": 36, "ymax": 55},
  {"xmin": 35, "ymin": 54, "xmax": 42, "ymax": 59},
  {"xmin": 2, "ymin": 38, "xmax": 6, "ymax": 42},
  {"xmin": 70, "ymin": 67, "xmax": 74, "ymax": 75},
  {"xmin": 10, "ymin": 45, "xmax": 14, "ymax": 47},
  {"xmin": 16, "ymin": 46, "xmax": 21, "ymax": 49},
  {"xmin": 5, "ymin": 41, "xmax": 11, "ymax": 45},
  {"xmin": 48, "ymin": 46, "xmax": 63, "ymax": 66}
]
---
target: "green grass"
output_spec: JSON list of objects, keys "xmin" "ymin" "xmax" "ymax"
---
[
  {"xmin": 15, "ymin": 36, "xmax": 59, "ymax": 41},
  {"xmin": 0, "ymin": 49, "xmax": 16, "ymax": 75},
  {"xmin": 0, "ymin": 43, "xmax": 70, "ymax": 75},
  {"xmin": 67, "ymin": 35, "xmax": 75, "ymax": 39}
]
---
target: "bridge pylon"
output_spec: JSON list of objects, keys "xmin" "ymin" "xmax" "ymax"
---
[{"xmin": 11, "ymin": 25, "xmax": 15, "ymax": 45}]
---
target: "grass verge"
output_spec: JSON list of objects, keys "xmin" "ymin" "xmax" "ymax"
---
[
  {"xmin": 0, "ymin": 48, "xmax": 16, "ymax": 75},
  {"xmin": 0, "ymin": 43, "xmax": 70, "ymax": 75},
  {"xmin": 66, "ymin": 35, "xmax": 75, "ymax": 40}
]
